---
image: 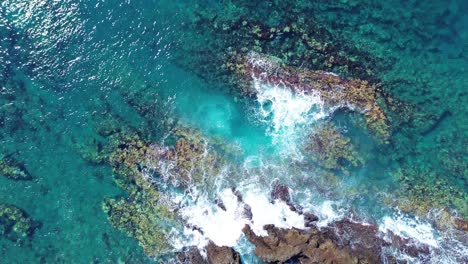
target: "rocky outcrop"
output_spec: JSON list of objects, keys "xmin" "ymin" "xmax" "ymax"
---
[
  {"xmin": 206, "ymin": 242, "xmax": 241, "ymax": 264},
  {"xmin": 243, "ymin": 224, "xmax": 361, "ymax": 264},
  {"xmin": 177, "ymin": 243, "xmax": 241, "ymax": 264},
  {"xmin": 243, "ymin": 219, "xmax": 430, "ymax": 264}
]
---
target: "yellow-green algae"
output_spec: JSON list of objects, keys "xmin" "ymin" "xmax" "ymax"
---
[
  {"xmin": 306, "ymin": 123, "xmax": 363, "ymax": 173},
  {"xmin": 0, "ymin": 204, "xmax": 40, "ymax": 243}
]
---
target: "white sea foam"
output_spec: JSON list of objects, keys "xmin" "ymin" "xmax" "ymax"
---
[
  {"xmin": 252, "ymin": 79, "xmax": 327, "ymax": 159},
  {"xmin": 311, "ymin": 200, "xmax": 345, "ymax": 227},
  {"xmin": 242, "ymin": 188, "xmax": 305, "ymax": 236},
  {"xmin": 379, "ymin": 214, "xmax": 438, "ymax": 248},
  {"xmin": 172, "ymin": 186, "xmax": 305, "ymax": 249},
  {"xmin": 253, "ymin": 79, "xmax": 326, "ymax": 135}
]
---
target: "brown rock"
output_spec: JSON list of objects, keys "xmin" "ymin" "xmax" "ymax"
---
[
  {"xmin": 206, "ymin": 242, "xmax": 241, "ymax": 264},
  {"xmin": 452, "ymin": 217, "xmax": 468, "ymax": 232},
  {"xmin": 177, "ymin": 243, "xmax": 241, "ymax": 264},
  {"xmin": 177, "ymin": 247, "xmax": 207, "ymax": 264},
  {"xmin": 243, "ymin": 220, "xmax": 431, "ymax": 264}
]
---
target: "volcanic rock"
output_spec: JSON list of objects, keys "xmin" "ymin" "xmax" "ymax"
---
[
  {"xmin": 177, "ymin": 243, "xmax": 241, "ymax": 264},
  {"xmin": 243, "ymin": 219, "xmax": 431, "ymax": 264},
  {"xmin": 206, "ymin": 242, "xmax": 241, "ymax": 264}
]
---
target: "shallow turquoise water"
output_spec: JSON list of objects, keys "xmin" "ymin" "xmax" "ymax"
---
[{"xmin": 0, "ymin": 0, "xmax": 467, "ymax": 263}]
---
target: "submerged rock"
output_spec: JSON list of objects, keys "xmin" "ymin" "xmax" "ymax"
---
[
  {"xmin": 102, "ymin": 197, "xmax": 171, "ymax": 257},
  {"xmin": 0, "ymin": 204, "xmax": 40, "ymax": 243},
  {"xmin": 394, "ymin": 167, "xmax": 466, "ymax": 218},
  {"xmin": 305, "ymin": 123, "xmax": 363, "ymax": 172},
  {"xmin": 0, "ymin": 157, "xmax": 33, "ymax": 181}
]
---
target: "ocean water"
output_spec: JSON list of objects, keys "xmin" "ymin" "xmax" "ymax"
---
[{"xmin": 0, "ymin": 0, "xmax": 467, "ymax": 263}]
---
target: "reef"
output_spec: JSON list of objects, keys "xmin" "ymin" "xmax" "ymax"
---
[
  {"xmin": 394, "ymin": 167, "xmax": 467, "ymax": 218},
  {"xmin": 305, "ymin": 123, "xmax": 363, "ymax": 172},
  {"xmin": 0, "ymin": 156, "xmax": 33, "ymax": 181},
  {"xmin": 0, "ymin": 204, "xmax": 40, "ymax": 243},
  {"xmin": 175, "ymin": 2, "xmax": 386, "ymax": 94},
  {"xmin": 94, "ymin": 127, "xmax": 227, "ymax": 257},
  {"xmin": 147, "ymin": 128, "xmax": 226, "ymax": 188},
  {"xmin": 100, "ymin": 133, "xmax": 176, "ymax": 257},
  {"xmin": 227, "ymin": 52, "xmax": 390, "ymax": 141}
]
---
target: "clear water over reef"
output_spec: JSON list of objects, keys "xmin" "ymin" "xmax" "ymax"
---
[{"xmin": 0, "ymin": 0, "xmax": 467, "ymax": 263}]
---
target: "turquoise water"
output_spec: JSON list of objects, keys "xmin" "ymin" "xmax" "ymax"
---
[{"xmin": 1, "ymin": 0, "xmax": 467, "ymax": 263}]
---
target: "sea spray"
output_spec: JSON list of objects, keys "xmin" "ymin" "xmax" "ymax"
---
[{"xmin": 252, "ymin": 79, "xmax": 327, "ymax": 159}]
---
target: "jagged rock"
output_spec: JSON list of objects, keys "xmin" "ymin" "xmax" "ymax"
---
[
  {"xmin": 0, "ymin": 157, "xmax": 33, "ymax": 181},
  {"xmin": 243, "ymin": 224, "xmax": 313, "ymax": 263},
  {"xmin": 176, "ymin": 243, "xmax": 241, "ymax": 264},
  {"xmin": 303, "ymin": 212, "xmax": 319, "ymax": 227},
  {"xmin": 243, "ymin": 220, "xmax": 430, "ymax": 264},
  {"xmin": 177, "ymin": 247, "xmax": 207, "ymax": 264},
  {"xmin": 206, "ymin": 242, "xmax": 241, "ymax": 264},
  {"xmin": 271, "ymin": 184, "xmax": 291, "ymax": 203}
]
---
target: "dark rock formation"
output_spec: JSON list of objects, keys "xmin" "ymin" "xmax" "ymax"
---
[
  {"xmin": 243, "ymin": 220, "xmax": 431, "ymax": 264},
  {"xmin": 177, "ymin": 243, "xmax": 241, "ymax": 264},
  {"xmin": 206, "ymin": 242, "xmax": 241, "ymax": 264},
  {"xmin": 271, "ymin": 184, "xmax": 291, "ymax": 203},
  {"xmin": 177, "ymin": 247, "xmax": 207, "ymax": 264},
  {"xmin": 243, "ymin": 224, "xmax": 359, "ymax": 263}
]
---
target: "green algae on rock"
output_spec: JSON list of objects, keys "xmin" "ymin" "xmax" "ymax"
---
[
  {"xmin": 305, "ymin": 123, "xmax": 363, "ymax": 172},
  {"xmin": 394, "ymin": 167, "xmax": 467, "ymax": 218},
  {"xmin": 174, "ymin": 2, "xmax": 385, "ymax": 92},
  {"xmin": 102, "ymin": 198, "xmax": 172, "ymax": 257},
  {"xmin": 0, "ymin": 157, "xmax": 33, "ymax": 181},
  {"xmin": 0, "ymin": 204, "xmax": 40, "ymax": 243},
  {"xmin": 103, "ymin": 134, "xmax": 177, "ymax": 257},
  {"xmin": 99, "ymin": 128, "xmax": 227, "ymax": 257}
]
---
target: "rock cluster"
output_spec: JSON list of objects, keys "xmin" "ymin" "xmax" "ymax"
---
[
  {"xmin": 243, "ymin": 219, "xmax": 430, "ymax": 264},
  {"xmin": 177, "ymin": 242, "xmax": 241, "ymax": 264},
  {"xmin": 0, "ymin": 204, "xmax": 40, "ymax": 243},
  {"xmin": 306, "ymin": 124, "xmax": 362, "ymax": 172},
  {"xmin": 102, "ymin": 134, "xmax": 176, "ymax": 257},
  {"xmin": 0, "ymin": 157, "xmax": 33, "ymax": 181}
]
